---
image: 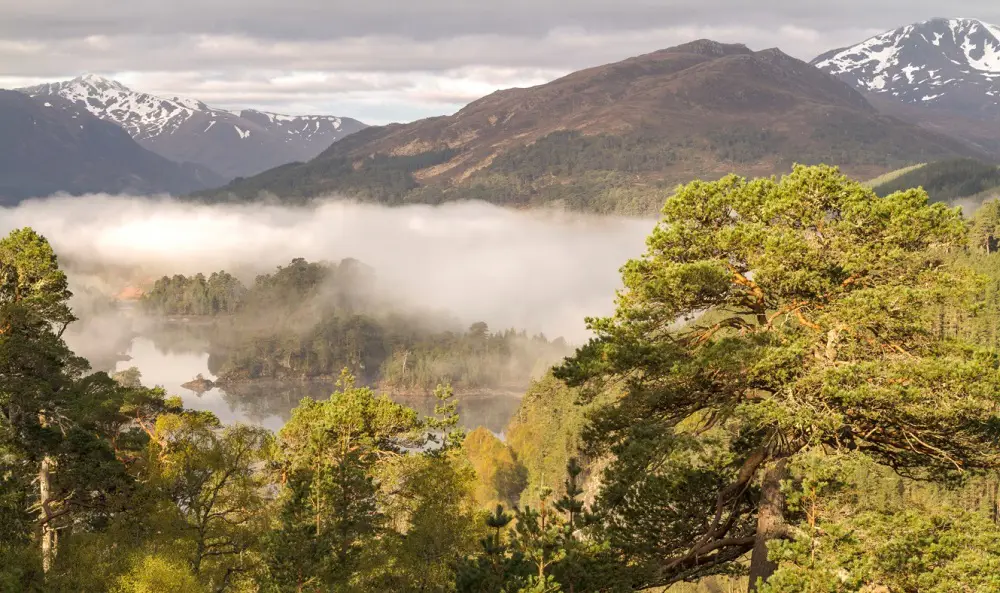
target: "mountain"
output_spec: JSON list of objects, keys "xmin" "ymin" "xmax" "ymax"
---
[
  {"xmin": 813, "ymin": 18, "xmax": 1000, "ymax": 113},
  {"xmin": 197, "ymin": 40, "xmax": 985, "ymax": 214},
  {"xmin": 812, "ymin": 18, "xmax": 1000, "ymax": 155},
  {"xmin": 0, "ymin": 90, "xmax": 223, "ymax": 204},
  {"xmin": 20, "ymin": 75, "xmax": 368, "ymax": 180}
]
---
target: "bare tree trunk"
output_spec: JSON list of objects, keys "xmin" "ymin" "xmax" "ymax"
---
[
  {"xmin": 747, "ymin": 458, "xmax": 788, "ymax": 593},
  {"xmin": 39, "ymin": 455, "xmax": 55, "ymax": 573}
]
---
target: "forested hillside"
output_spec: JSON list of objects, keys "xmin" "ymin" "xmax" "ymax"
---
[
  {"xmin": 141, "ymin": 258, "xmax": 571, "ymax": 391},
  {"xmin": 8, "ymin": 165, "xmax": 1000, "ymax": 592},
  {"xmin": 194, "ymin": 40, "xmax": 984, "ymax": 215},
  {"xmin": 872, "ymin": 158, "xmax": 1000, "ymax": 207}
]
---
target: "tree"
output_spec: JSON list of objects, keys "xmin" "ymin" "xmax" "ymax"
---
[
  {"xmin": 0, "ymin": 227, "xmax": 75, "ymax": 333},
  {"xmin": 145, "ymin": 411, "xmax": 273, "ymax": 590},
  {"xmin": 455, "ymin": 505, "xmax": 531, "ymax": 593},
  {"xmin": 0, "ymin": 228, "xmax": 134, "ymax": 573},
  {"xmin": 373, "ymin": 453, "xmax": 485, "ymax": 592},
  {"xmin": 463, "ymin": 427, "xmax": 527, "ymax": 508},
  {"xmin": 265, "ymin": 371, "xmax": 422, "ymax": 591},
  {"xmin": 557, "ymin": 165, "xmax": 1000, "ymax": 591},
  {"xmin": 971, "ymin": 199, "xmax": 1000, "ymax": 254}
]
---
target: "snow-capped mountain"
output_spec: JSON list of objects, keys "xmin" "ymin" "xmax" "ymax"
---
[
  {"xmin": 19, "ymin": 75, "xmax": 368, "ymax": 180},
  {"xmin": 812, "ymin": 18, "xmax": 1000, "ymax": 115},
  {"xmin": 0, "ymin": 90, "xmax": 223, "ymax": 203}
]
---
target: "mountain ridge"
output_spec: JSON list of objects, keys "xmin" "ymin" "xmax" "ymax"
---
[
  {"xmin": 20, "ymin": 75, "xmax": 368, "ymax": 180},
  {"xmin": 0, "ymin": 90, "xmax": 223, "ymax": 203},
  {"xmin": 197, "ymin": 39, "xmax": 985, "ymax": 214},
  {"xmin": 812, "ymin": 18, "xmax": 1000, "ymax": 114}
]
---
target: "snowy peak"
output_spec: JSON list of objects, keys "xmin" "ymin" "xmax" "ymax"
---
[
  {"xmin": 18, "ymin": 75, "xmax": 368, "ymax": 179},
  {"xmin": 22, "ymin": 74, "xmax": 212, "ymax": 140},
  {"xmin": 812, "ymin": 18, "xmax": 1000, "ymax": 111}
]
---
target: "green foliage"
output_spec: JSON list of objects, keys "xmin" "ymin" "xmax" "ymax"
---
[
  {"xmin": 707, "ymin": 127, "xmax": 784, "ymax": 164},
  {"xmin": 462, "ymin": 427, "xmax": 527, "ymax": 508},
  {"xmin": 147, "ymin": 411, "xmax": 273, "ymax": 587},
  {"xmin": 455, "ymin": 460, "xmax": 621, "ymax": 593},
  {"xmin": 761, "ymin": 453, "xmax": 1000, "ymax": 593},
  {"xmin": 505, "ymin": 374, "xmax": 610, "ymax": 508},
  {"xmin": 142, "ymin": 271, "xmax": 246, "ymax": 316},
  {"xmin": 146, "ymin": 258, "xmax": 571, "ymax": 390},
  {"xmin": 16, "ymin": 162, "xmax": 1000, "ymax": 593},
  {"xmin": 557, "ymin": 164, "xmax": 1000, "ymax": 589},
  {"xmin": 0, "ymin": 227, "xmax": 75, "ymax": 330},
  {"xmin": 372, "ymin": 453, "xmax": 486, "ymax": 592},
  {"xmin": 201, "ymin": 148, "xmax": 456, "ymax": 204},
  {"xmin": 490, "ymin": 130, "xmax": 680, "ymax": 178},
  {"xmin": 861, "ymin": 163, "xmax": 925, "ymax": 189},
  {"xmin": 112, "ymin": 554, "xmax": 206, "ymax": 593},
  {"xmin": 873, "ymin": 158, "xmax": 1000, "ymax": 204},
  {"xmin": 971, "ymin": 198, "xmax": 1000, "ymax": 253},
  {"xmin": 265, "ymin": 373, "xmax": 422, "ymax": 590}
]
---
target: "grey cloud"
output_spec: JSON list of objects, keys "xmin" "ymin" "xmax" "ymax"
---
[
  {"xmin": 3, "ymin": 1, "xmax": 999, "ymax": 119},
  {"xmin": 2, "ymin": 1, "xmax": 999, "ymax": 42}
]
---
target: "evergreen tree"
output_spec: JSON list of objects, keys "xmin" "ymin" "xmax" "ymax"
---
[{"xmin": 557, "ymin": 165, "xmax": 1000, "ymax": 591}]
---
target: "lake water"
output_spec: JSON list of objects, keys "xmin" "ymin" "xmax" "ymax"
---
[{"xmin": 114, "ymin": 337, "xmax": 523, "ymax": 436}]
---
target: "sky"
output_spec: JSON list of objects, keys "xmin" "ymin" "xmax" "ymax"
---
[{"xmin": 1, "ymin": 1, "xmax": 999, "ymax": 124}]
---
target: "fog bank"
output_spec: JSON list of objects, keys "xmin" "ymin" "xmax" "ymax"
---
[{"xmin": 0, "ymin": 195, "xmax": 655, "ymax": 342}]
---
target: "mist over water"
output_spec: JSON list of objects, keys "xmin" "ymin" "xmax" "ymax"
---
[{"xmin": 1, "ymin": 194, "xmax": 655, "ymax": 342}]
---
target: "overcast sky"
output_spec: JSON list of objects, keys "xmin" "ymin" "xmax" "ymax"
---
[{"xmin": 1, "ymin": 1, "xmax": 998, "ymax": 124}]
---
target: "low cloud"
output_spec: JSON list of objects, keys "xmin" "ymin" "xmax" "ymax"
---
[{"xmin": 0, "ymin": 195, "xmax": 655, "ymax": 343}]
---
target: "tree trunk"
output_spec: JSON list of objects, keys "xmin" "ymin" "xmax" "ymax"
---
[
  {"xmin": 39, "ymin": 455, "xmax": 55, "ymax": 573},
  {"xmin": 747, "ymin": 458, "xmax": 788, "ymax": 593}
]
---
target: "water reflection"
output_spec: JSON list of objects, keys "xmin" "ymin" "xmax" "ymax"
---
[{"xmin": 115, "ymin": 337, "xmax": 523, "ymax": 436}]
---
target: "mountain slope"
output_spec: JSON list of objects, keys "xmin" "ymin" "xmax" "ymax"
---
[
  {"xmin": 21, "ymin": 75, "xmax": 368, "ymax": 180},
  {"xmin": 871, "ymin": 158, "xmax": 1000, "ymax": 207},
  {"xmin": 813, "ymin": 18, "xmax": 1000, "ymax": 114},
  {"xmin": 0, "ymin": 90, "xmax": 223, "ymax": 203},
  {"xmin": 812, "ymin": 18, "xmax": 1000, "ymax": 155},
  {"xmin": 199, "ymin": 40, "xmax": 986, "ymax": 214}
]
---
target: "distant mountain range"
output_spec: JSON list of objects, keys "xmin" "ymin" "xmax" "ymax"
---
[
  {"xmin": 8, "ymin": 22, "xmax": 1000, "ymax": 211},
  {"xmin": 198, "ymin": 39, "xmax": 984, "ymax": 214},
  {"xmin": 813, "ymin": 18, "xmax": 1000, "ymax": 155},
  {"xmin": 0, "ymin": 90, "xmax": 222, "ymax": 204},
  {"xmin": 20, "ymin": 75, "xmax": 368, "ymax": 180}
]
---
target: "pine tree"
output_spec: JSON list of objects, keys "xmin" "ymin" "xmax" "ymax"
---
[{"xmin": 558, "ymin": 165, "xmax": 1000, "ymax": 591}]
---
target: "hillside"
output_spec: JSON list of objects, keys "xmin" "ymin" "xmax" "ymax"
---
[
  {"xmin": 871, "ymin": 158, "xmax": 1000, "ymax": 208},
  {"xmin": 196, "ymin": 40, "xmax": 984, "ymax": 214},
  {"xmin": 21, "ymin": 75, "xmax": 368, "ymax": 180},
  {"xmin": 0, "ymin": 90, "xmax": 223, "ymax": 204}
]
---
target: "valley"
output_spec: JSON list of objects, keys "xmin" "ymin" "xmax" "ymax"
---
[{"xmin": 7, "ymin": 8, "xmax": 1000, "ymax": 593}]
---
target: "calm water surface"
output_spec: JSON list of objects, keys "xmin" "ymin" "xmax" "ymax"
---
[{"xmin": 115, "ymin": 337, "xmax": 523, "ymax": 436}]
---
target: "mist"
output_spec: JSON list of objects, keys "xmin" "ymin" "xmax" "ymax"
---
[{"xmin": 0, "ymin": 195, "xmax": 656, "ymax": 343}]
